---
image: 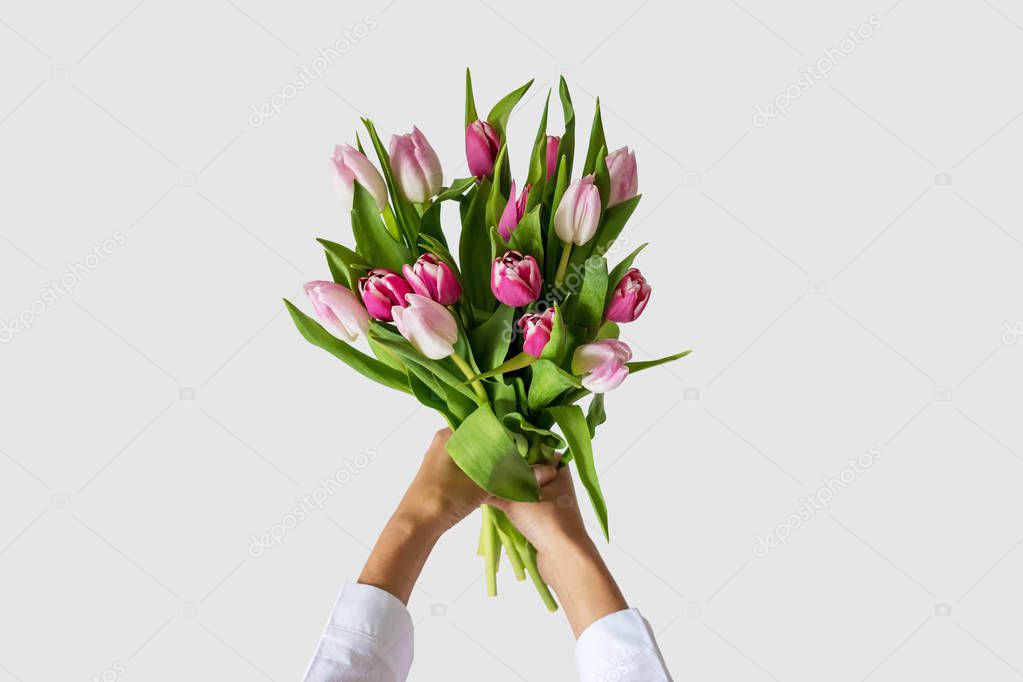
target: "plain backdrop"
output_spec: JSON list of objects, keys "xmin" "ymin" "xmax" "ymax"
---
[{"xmin": 2, "ymin": 1, "xmax": 1023, "ymax": 680}]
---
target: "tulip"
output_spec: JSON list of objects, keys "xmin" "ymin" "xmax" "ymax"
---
[
  {"xmin": 389, "ymin": 127, "xmax": 443, "ymax": 203},
  {"xmin": 572, "ymin": 339, "xmax": 632, "ymax": 393},
  {"xmin": 402, "ymin": 253, "xmax": 461, "ymax": 305},
  {"xmin": 491, "ymin": 250, "xmax": 542, "ymax": 307},
  {"xmin": 518, "ymin": 308, "xmax": 555, "ymax": 357},
  {"xmin": 605, "ymin": 146, "xmax": 638, "ymax": 207},
  {"xmin": 465, "ymin": 120, "xmax": 501, "ymax": 178},
  {"xmin": 545, "ymin": 135, "xmax": 560, "ymax": 180},
  {"xmin": 391, "ymin": 294, "xmax": 459, "ymax": 360},
  {"xmin": 329, "ymin": 144, "xmax": 389, "ymax": 212},
  {"xmin": 605, "ymin": 268, "xmax": 651, "ymax": 323},
  {"xmin": 554, "ymin": 175, "xmax": 601, "ymax": 246},
  {"xmin": 304, "ymin": 280, "xmax": 370, "ymax": 342},
  {"xmin": 358, "ymin": 268, "xmax": 413, "ymax": 322},
  {"xmin": 497, "ymin": 181, "xmax": 530, "ymax": 241}
]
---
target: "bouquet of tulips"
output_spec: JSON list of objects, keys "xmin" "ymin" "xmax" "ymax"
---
[{"xmin": 285, "ymin": 71, "xmax": 690, "ymax": 610}]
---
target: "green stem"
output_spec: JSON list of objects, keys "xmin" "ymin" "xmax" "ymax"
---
[
  {"xmin": 481, "ymin": 505, "xmax": 499, "ymax": 597},
  {"xmin": 451, "ymin": 353, "xmax": 488, "ymax": 403},
  {"xmin": 554, "ymin": 240, "xmax": 573, "ymax": 287},
  {"xmin": 520, "ymin": 539, "xmax": 558, "ymax": 612},
  {"xmin": 493, "ymin": 517, "xmax": 526, "ymax": 581}
]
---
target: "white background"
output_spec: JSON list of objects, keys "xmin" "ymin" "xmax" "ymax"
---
[{"xmin": 3, "ymin": 1, "xmax": 1023, "ymax": 680}]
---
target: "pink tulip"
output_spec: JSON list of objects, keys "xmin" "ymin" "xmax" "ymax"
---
[
  {"xmin": 465, "ymin": 120, "xmax": 501, "ymax": 178},
  {"xmin": 358, "ymin": 268, "xmax": 413, "ymax": 322},
  {"xmin": 304, "ymin": 280, "xmax": 370, "ymax": 342},
  {"xmin": 572, "ymin": 339, "xmax": 632, "ymax": 393},
  {"xmin": 518, "ymin": 308, "xmax": 555, "ymax": 357},
  {"xmin": 554, "ymin": 175, "xmax": 602, "ymax": 245},
  {"xmin": 391, "ymin": 294, "xmax": 458, "ymax": 360},
  {"xmin": 605, "ymin": 146, "xmax": 638, "ymax": 207},
  {"xmin": 402, "ymin": 253, "xmax": 461, "ymax": 305},
  {"xmin": 497, "ymin": 181, "xmax": 531, "ymax": 241},
  {"xmin": 545, "ymin": 136, "xmax": 560, "ymax": 180},
  {"xmin": 389, "ymin": 126, "xmax": 443, "ymax": 203},
  {"xmin": 605, "ymin": 268, "xmax": 651, "ymax": 323},
  {"xmin": 491, "ymin": 250, "xmax": 542, "ymax": 307},
  {"xmin": 329, "ymin": 144, "xmax": 389, "ymax": 212}
]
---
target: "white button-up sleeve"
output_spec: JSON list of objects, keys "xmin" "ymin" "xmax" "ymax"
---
[
  {"xmin": 575, "ymin": 608, "xmax": 672, "ymax": 681},
  {"xmin": 303, "ymin": 583, "xmax": 414, "ymax": 682}
]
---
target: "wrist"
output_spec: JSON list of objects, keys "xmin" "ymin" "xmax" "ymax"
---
[{"xmin": 390, "ymin": 501, "xmax": 448, "ymax": 542}]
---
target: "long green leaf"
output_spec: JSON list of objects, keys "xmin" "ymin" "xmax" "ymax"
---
[
  {"xmin": 586, "ymin": 394, "xmax": 606, "ymax": 437},
  {"xmin": 361, "ymin": 117, "xmax": 418, "ymax": 249},
  {"xmin": 469, "ymin": 305, "xmax": 514, "ymax": 371},
  {"xmin": 508, "ymin": 206, "xmax": 544, "ymax": 267},
  {"xmin": 572, "ymin": 194, "xmax": 641, "ymax": 268},
  {"xmin": 582, "ymin": 99, "xmax": 607, "ymax": 177},
  {"xmin": 351, "ymin": 183, "xmax": 412, "ymax": 272},
  {"xmin": 627, "ymin": 350, "xmax": 692, "ymax": 373},
  {"xmin": 318, "ymin": 238, "xmax": 369, "ymax": 289},
  {"xmin": 548, "ymin": 404, "xmax": 608, "ymax": 540},
  {"xmin": 528, "ymin": 360, "xmax": 581, "ymax": 412},
  {"xmin": 527, "ymin": 91, "xmax": 552, "ymax": 186},
  {"xmin": 435, "ymin": 177, "xmax": 476, "ymax": 203},
  {"xmin": 460, "ymin": 178, "xmax": 497, "ymax": 313},
  {"xmin": 487, "ymin": 78, "xmax": 534, "ymax": 139},
  {"xmin": 465, "ymin": 68, "xmax": 478, "ymax": 128},
  {"xmin": 284, "ymin": 300, "xmax": 410, "ymax": 393},
  {"xmin": 558, "ymin": 77, "xmax": 576, "ymax": 179},
  {"xmin": 446, "ymin": 404, "xmax": 540, "ymax": 502},
  {"xmin": 367, "ymin": 331, "xmax": 479, "ymax": 403},
  {"xmin": 573, "ymin": 256, "xmax": 608, "ymax": 332},
  {"xmin": 606, "ymin": 242, "xmax": 648, "ymax": 297}
]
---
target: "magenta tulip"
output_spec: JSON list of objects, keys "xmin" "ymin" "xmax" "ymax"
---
[
  {"xmin": 605, "ymin": 146, "xmax": 638, "ymax": 207},
  {"xmin": 491, "ymin": 250, "xmax": 542, "ymax": 307},
  {"xmin": 497, "ymin": 181, "xmax": 531, "ymax": 241},
  {"xmin": 329, "ymin": 144, "xmax": 389, "ymax": 212},
  {"xmin": 572, "ymin": 339, "xmax": 632, "ymax": 393},
  {"xmin": 605, "ymin": 268, "xmax": 651, "ymax": 323},
  {"xmin": 304, "ymin": 280, "xmax": 370, "ymax": 342},
  {"xmin": 358, "ymin": 268, "xmax": 413, "ymax": 322},
  {"xmin": 518, "ymin": 308, "xmax": 555, "ymax": 357},
  {"xmin": 389, "ymin": 127, "xmax": 443, "ymax": 203},
  {"xmin": 391, "ymin": 294, "xmax": 459, "ymax": 360},
  {"xmin": 545, "ymin": 135, "xmax": 560, "ymax": 180},
  {"xmin": 465, "ymin": 120, "xmax": 501, "ymax": 178},
  {"xmin": 554, "ymin": 175, "xmax": 602, "ymax": 245},
  {"xmin": 402, "ymin": 253, "xmax": 461, "ymax": 305}
]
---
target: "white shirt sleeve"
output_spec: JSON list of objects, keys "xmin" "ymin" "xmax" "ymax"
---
[
  {"xmin": 575, "ymin": 608, "xmax": 672, "ymax": 682},
  {"xmin": 303, "ymin": 583, "xmax": 414, "ymax": 682}
]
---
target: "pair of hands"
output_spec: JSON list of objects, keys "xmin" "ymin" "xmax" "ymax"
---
[{"xmin": 358, "ymin": 428, "xmax": 626, "ymax": 637}]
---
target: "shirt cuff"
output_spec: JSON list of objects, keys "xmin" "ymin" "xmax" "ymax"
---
[{"xmin": 576, "ymin": 608, "xmax": 671, "ymax": 682}]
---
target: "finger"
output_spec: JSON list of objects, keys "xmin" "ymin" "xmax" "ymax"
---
[{"xmin": 533, "ymin": 463, "xmax": 558, "ymax": 487}]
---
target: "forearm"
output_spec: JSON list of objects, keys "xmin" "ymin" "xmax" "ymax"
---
[
  {"xmin": 539, "ymin": 536, "xmax": 628, "ymax": 638},
  {"xmin": 358, "ymin": 506, "xmax": 443, "ymax": 605}
]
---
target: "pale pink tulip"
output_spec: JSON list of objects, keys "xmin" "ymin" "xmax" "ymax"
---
[
  {"xmin": 389, "ymin": 127, "xmax": 443, "ymax": 203},
  {"xmin": 572, "ymin": 339, "xmax": 632, "ymax": 393},
  {"xmin": 391, "ymin": 294, "xmax": 458, "ymax": 360},
  {"xmin": 329, "ymin": 144, "xmax": 388, "ymax": 212},
  {"xmin": 554, "ymin": 175, "xmax": 601, "ymax": 245},
  {"xmin": 304, "ymin": 280, "xmax": 369, "ymax": 341},
  {"xmin": 605, "ymin": 146, "xmax": 638, "ymax": 207}
]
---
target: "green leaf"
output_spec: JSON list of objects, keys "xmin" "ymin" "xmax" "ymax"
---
[
  {"xmin": 485, "ymin": 145, "xmax": 510, "ymax": 230},
  {"xmin": 361, "ymin": 117, "xmax": 418, "ymax": 249},
  {"xmin": 446, "ymin": 404, "xmax": 540, "ymax": 502},
  {"xmin": 469, "ymin": 305, "xmax": 514, "ymax": 371},
  {"xmin": 367, "ymin": 329, "xmax": 479, "ymax": 403},
  {"xmin": 595, "ymin": 320, "xmax": 620, "ymax": 340},
  {"xmin": 548, "ymin": 404, "xmax": 608, "ymax": 540},
  {"xmin": 460, "ymin": 178, "xmax": 497, "ymax": 313},
  {"xmin": 351, "ymin": 182, "xmax": 412, "ymax": 272},
  {"xmin": 528, "ymin": 359, "xmax": 581, "ymax": 412},
  {"xmin": 545, "ymin": 156, "xmax": 571, "ymax": 283},
  {"xmin": 573, "ymin": 256, "xmax": 608, "ymax": 331},
  {"xmin": 284, "ymin": 300, "xmax": 410, "ymax": 393},
  {"xmin": 606, "ymin": 243, "xmax": 648, "ymax": 297},
  {"xmin": 627, "ymin": 350, "xmax": 692, "ymax": 373},
  {"xmin": 487, "ymin": 376, "xmax": 519, "ymax": 420},
  {"xmin": 582, "ymin": 99, "xmax": 607, "ymax": 177},
  {"xmin": 586, "ymin": 394, "xmax": 606, "ymax": 437},
  {"xmin": 527, "ymin": 91, "xmax": 552, "ymax": 186},
  {"xmin": 435, "ymin": 177, "xmax": 476, "ymax": 203},
  {"xmin": 593, "ymin": 145, "xmax": 610, "ymax": 211},
  {"xmin": 417, "ymin": 202, "xmax": 449, "ymax": 251},
  {"xmin": 508, "ymin": 206, "xmax": 544, "ymax": 267},
  {"xmin": 465, "ymin": 68, "xmax": 478, "ymax": 129},
  {"xmin": 539, "ymin": 303, "xmax": 568, "ymax": 364},
  {"xmin": 407, "ymin": 370, "xmax": 459, "ymax": 429},
  {"xmin": 468, "ymin": 351, "xmax": 536, "ymax": 383},
  {"xmin": 503, "ymin": 412, "xmax": 566, "ymax": 452},
  {"xmin": 558, "ymin": 76, "xmax": 576, "ymax": 179},
  {"xmin": 317, "ymin": 238, "xmax": 368, "ymax": 289},
  {"xmin": 487, "ymin": 78, "xmax": 534, "ymax": 139}
]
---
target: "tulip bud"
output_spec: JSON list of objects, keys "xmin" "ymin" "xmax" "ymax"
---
[
  {"xmin": 330, "ymin": 144, "xmax": 389, "ymax": 212},
  {"xmin": 554, "ymin": 175, "xmax": 601, "ymax": 245},
  {"xmin": 518, "ymin": 308, "xmax": 555, "ymax": 357},
  {"xmin": 605, "ymin": 268, "xmax": 651, "ymax": 323},
  {"xmin": 465, "ymin": 120, "xmax": 501, "ymax": 178},
  {"xmin": 605, "ymin": 146, "xmax": 638, "ymax": 207},
  {"xmin": 304, "ymin": 280, "xmax": 370, "ymax": 342},
  {"xmin": 389, "ymin": 126, "xmax": 443, "ymax": 203},
  {"xmin": 545, "ymin": 136, "xmax": 560, "ymax": 180},
  {"xmin": 572, "ymin": 339, "xmax": 632, "ymax": 393},
  {"xmin": 497, "ymin": 181, "xmax": 531, "ymax": 241},
  {"xmin": 402, "ymin": 253, "xmax": 461, "ymax": 305},
  {"xmin": 358, "ymin": 268, "xmax": 413, "ymax": 322},
  {"xmin": 391, "ymin": 294, "xmax": 459, "ymax": 360},
  {"xmin": 491, "ymin": 250, "xmax": 542, "ymax": 307}
]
